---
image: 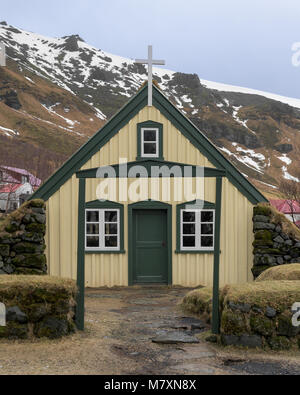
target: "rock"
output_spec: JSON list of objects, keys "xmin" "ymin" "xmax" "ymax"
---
[
  {"xmin": 0, "ymin": 244, "xmax": 10, "ymax": 257},
  {"xmin": 221, "ymin": 334, "xmax": 262, "ymax": 348},
  {"xmin": 268, "ymin": 336, "xmax": 291, "ymax": 351},
  {"xmin": 280, "ymin": 233, "xmax": 289, "ymax": 241},
  {"xmin": 205, "ymin": 334, "xmax": 218, "ymax": 343},
  {"xmin": 152, "ymin": 332, "xmax": 200, "ymax": 344},
  {"xmin": 228, "ymin": 302, "xmax": 251, "ymax": 313},
  {"xmin": 274, "ymin": 236, "xmax": 284, "ymax": 244},
  {"xmin": 28, "ymin": 304, "xmax": 51, "ymax": 322},
  {"xmin": 252, "ymin": 265, "xmax": 270, "ymax": 278},
  {"xmin": 221, "ymin": 310, "xmax": 247, "ymax": 335},
  {"xmin": 275, "ymin": 225, "xmax": 282, "ymax": 233},
  {"xmin": 278, "ymin": 313, "xmax": 300, "ymax": 337},
  {"xmin": 253, "ymin": 215, "xmax": 269, "ymax": 223},
  {"xmin": 285, "ymin": 240, "xmax": 293, "ymax": 246},
  {"xmin": 12, "ymin": 254, "xmax": 46, "ymax": 269},
  {"xmin": 250, "ymin": 314, "xmax": 274, "ymax": 336},
  {"xmin": 277, "ymin": 257, "xmax": 284, "ymax": 265},
  {"xmin": 295, "ymin": 243, "xmax": 300, "ymax": 248},
  {"xmin": 284, "ymin": 255, "xmax": 292, "ymax": 261},
  {"xmin": 191, "ymin": 323, "xmax": 206, "ymax": 330},
  {"xmin": 6, "ymin": 306, "xmax": 28, "ymax": 324},
  {"xmin": 265, "ymin": 307, "xmax": 277, "ymax": 318},
  {"xmin": 12, "ymin": 242, "xmax": 38, "ymax": 254},
  {"xmin": 34, "ymin": 317, "xmax": 69, "ymax": 339},
  {"xmin": 3, "ymin": 264, "xmax": 15, "ymax": 274},
  {"xmin": 275, "ymin": 144, "xmax": 293, "ymax": 154},
  {"xmin": 254, "ymin": 223, "xmax": 275, "ymax": 231}
]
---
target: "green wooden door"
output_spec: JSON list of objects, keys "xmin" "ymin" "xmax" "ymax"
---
[{"xmin": 133, "ymin": 209, "xmax": 168, "ymax": 284}]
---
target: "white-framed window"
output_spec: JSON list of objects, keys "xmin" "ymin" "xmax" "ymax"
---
[
  {"xmin": 85, "ymin": 209, "xmax": 120, "ymax": 251},
  {"xmin": 180, "ymin": 209, "xmax": 215, "ymax": 251},
  {"xmin": 141, "ymin": 128, "xmax": 159, "ymax": 158}
]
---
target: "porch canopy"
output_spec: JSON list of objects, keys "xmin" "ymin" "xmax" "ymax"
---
[{"xmin": 75, "ymin": 160, "xmax": 226, "ymax": 334}]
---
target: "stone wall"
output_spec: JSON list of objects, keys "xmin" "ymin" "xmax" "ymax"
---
[
  {"xmin": 0, "ymin": 276, "xmax": 76, "ymax": 339},
  {"xmin": 221, "ymin": 301, "xmax": 299, "ymax": 350},
  {"xmin": 0, "ymin": 199, "xmax": 47, "ymax": 275},
  {"xmin": 252, "ymin": 204, "xmax": 300, "ymax": 279}
]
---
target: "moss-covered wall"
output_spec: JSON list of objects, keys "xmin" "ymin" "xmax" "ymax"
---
[
  {"xmin": 0, "ymin": 200, "xmax": 47, "ymax": 275},
  {"xmin": 0, "ymin": 276, "xmax": 76, "ymax": 339},
  {"xmin": 252, "ymin": 204, "xmax": 300, "ymax": 278},
  {"xmin": 182, "ymin": 281, "xmax": 300, "ymax": 350}
]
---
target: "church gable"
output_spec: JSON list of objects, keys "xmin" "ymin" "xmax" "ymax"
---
[{"xmin": 32, "ymin": 83, "xmax": 267, "ymax": 205}]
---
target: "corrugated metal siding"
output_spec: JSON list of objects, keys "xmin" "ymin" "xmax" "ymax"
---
[{"xmin": 45, "ymin": 106, "xmax": 254, "ymax": 287}]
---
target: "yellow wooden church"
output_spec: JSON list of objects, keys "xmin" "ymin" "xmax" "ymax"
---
[{"xmin": 32, "ymin": 79, "xmax": 267, "ymax": 289}]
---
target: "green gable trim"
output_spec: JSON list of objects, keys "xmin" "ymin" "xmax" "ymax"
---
[
  {"xmin": 31, "ymin": 82, "xmax": 267, "ymax": 205},
  {"xmin": 76, "ymin": 160, "xmax": 226, "ymax": 179},
  {"xmin": 136, "ymin": 120, "xmax": 164, "ymax": 161},
  {"xmin": 152, "ymin": 86, "xmax": 267, "ymax": 205},
  {"xmin": 176, "ymin": 199, "xmax": 216, "ymax": 253},
  {"xmin": 31, "ymin": 85, "xmax": 148, "ymax": 201},
  {"xmin": 85, "ymin": 199, "xmax": 125, "ymax": 254}
]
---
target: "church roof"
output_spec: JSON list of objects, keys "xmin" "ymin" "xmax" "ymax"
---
[{"xmin": 31, "ymin": 83, "xmax": 268, "ymax": 204}]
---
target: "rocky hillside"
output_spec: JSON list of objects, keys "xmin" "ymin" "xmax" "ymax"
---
[{"xmin": 1, "ymin": 21, "xmax": 300, "ymax": 197}]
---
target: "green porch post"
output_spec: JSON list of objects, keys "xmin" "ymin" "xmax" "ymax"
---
[
  {"xmin": 212, "ymin": 176, "xmax": 223, "ymax": 334},
  {"xmin": 76, "ymin": 178, "xmax": 86, "ymax": 331}
]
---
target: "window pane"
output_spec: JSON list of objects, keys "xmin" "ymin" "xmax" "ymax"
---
[
  {"xmin": 105, "ymin": 223, "xmax": 118, "ymax": 235},
  {"xmin": 201, "ymin": 236, "xmax": 214, "ymax": 247},
  {"xmin": 201, "ymin": 224, "xmax": 214, "ymax": 235},
  {"xmin": 183, "ymin": 211, "xmax": 195, "ymax": 222},
  {"xmin": 183, "ymin": 224, "xmax": 195, "ymax": 235},
  {"xmin": 86, "ymin": 211, "xmax": 99, "ymax": 222},
  {"xmin": 144, "ymin": 143, "xmax": 157, "ymax": 154},
  {"xmin": 86, "ymin": 236, "xmax": 100, "ymax": 248},
  {"xmin": 86, "ymin": 224, "xmax": 99, "ymax": 235},
  {"xmin": 105, "ymin": 211, "xmax": 118, "ymax": 222},
  {"xmin": 183, "ymin": 236, "xmax": 196, "ymax": 247},
  {"xmin": 144, "ymin": 130, "xmax": 157, "ymax": 142},
  {"xmin": 105, "ymin": 236, "xmax": 118, "ymax": 247},
  {"xmin": 201, "ymin": 211, "xmax": 214, "ymax": 223}
]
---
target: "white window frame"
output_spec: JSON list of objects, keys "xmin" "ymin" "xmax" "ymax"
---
[
  {"xmin": 141, "ymin": 127, "xmax": 159, "ymax": 158},
  {"xmin": 180, "ymin": 209, "xmax": 215, "ymax": 251},
  {"xmin": 85, "ymin": 208, "xmax": 120, "ymax": 251}
]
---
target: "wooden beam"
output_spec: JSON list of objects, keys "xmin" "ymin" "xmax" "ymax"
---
[
  {"xmin": 212, "ymin": 176, "xmax": 223, "ymax": 335},
  {"xmin": 76, "ymin": 178, "xmax": 86, "ymax": 331}
]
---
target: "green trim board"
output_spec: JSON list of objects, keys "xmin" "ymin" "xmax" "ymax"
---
[
  {"xmin": 212, "ymin": 177, "xmax": 223, "ymax": 334},
  {"xmin": 76, "ymin": 160, "xmax": 226, "ymax": 179},
  {"xmin": 176, "ymin": 199, "xmax": 216, "ymax": 253},
  {"xmin": 128, "ymin": 200, "xmax": 172, "ymax": 286},
  {"xmin": 136, "ymin": 121, "xmax": 164, "ymax": 160},
  {"xmin": 31, "ymin": 82, "xmax": 267, "ymax": 205},
  {"xmin": 76, "ymin": 178, "xmax": 86, "ymax": 331},
  {"xmin": 84, "ymin": 199, "xmax": 125, "ymax": 253}
]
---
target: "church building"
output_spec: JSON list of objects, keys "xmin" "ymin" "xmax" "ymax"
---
[{"xmin": 32, "ymin": 50, "xmax": 267, "ymax": 288}]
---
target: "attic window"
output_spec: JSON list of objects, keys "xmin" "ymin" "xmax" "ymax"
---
[
  {"xmin": 137, "ymin": 121, "xmax": 164, "ymax": 160},
  {"xmin": 141, "ymin": 128, "xmax": 159, "ymax": 158}
]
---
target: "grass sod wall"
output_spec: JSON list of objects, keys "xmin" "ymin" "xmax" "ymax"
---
[
  {"xmin": 0, "ymin": 199, "xmax": 47, "ymax": 275},
  {"xmin": 256, "ymin": 264, "xmax": 300, "ymax": 281},
  {"xmin": 0, "ymin": 276, "xmax": 77, "ymax": 339},
  {"xmin": 181, "ymin": 281, "xmax": 300, "ymax": 350},
  {"xmin": 252, "ymin": 203, "xmax": 300, "ymax": 279}
]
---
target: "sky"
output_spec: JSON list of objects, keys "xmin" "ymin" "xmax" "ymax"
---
[{"xmin": 1, "ymin": 0, "xmax": 300, "ymax": 98}]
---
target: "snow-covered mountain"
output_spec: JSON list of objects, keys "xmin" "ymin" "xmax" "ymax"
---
[{"xmin": 1, "ymin": 21, "xmax": 300, "ymax": 196}]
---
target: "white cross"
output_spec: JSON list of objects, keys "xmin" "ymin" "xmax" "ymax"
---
[
  {"xmin": 135, "ymin": 45, "xmax": 165, "ymax": 106},
  {"xmin": 0, "ymin": 42, "xmax": 6, "ymax": 67}
]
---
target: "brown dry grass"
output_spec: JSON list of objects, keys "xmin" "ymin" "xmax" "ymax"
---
[
  {"xmin": 258, "ymin": 202, "xmax": 300, "ymax": 240},
  {"xmin": 256, "ymin": 264, "xmax": 300, "ymax": 282},
  {"xmin": 0, "ymin": 275, "xmax": 76, "ymax": 292}
]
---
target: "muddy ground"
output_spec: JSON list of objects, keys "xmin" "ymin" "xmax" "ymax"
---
[{"xmin": 0, "ymin": 286, "xmax": 300, "ymax": 375}]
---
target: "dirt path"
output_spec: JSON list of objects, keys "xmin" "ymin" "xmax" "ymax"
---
[{"xmin": 0, "ymin": 286, "xmax": 300, "ymax": 375}]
